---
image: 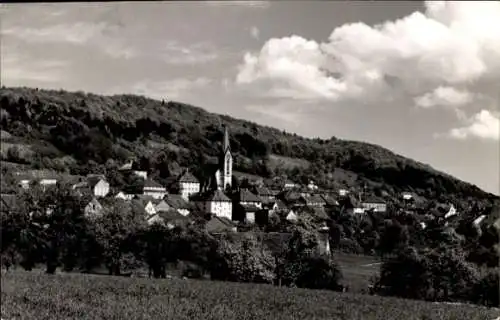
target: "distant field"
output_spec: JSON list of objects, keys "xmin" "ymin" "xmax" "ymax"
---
[
  {"xmin": 333, "ymin": 251, "xmax": 381, "ymax": 292},
  {"xmin": 2, "ymin": 271, "xmax": 497, "ymax": 320}
]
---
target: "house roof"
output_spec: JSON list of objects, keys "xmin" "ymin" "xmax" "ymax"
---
[
  {"xmin": 164, "ymin": 194, "xmax": 191, "ymax": 209},
  {"xmin": 303, "ymin": 194, "xmax": 325, "ymax": 205},
  {"xmin": 362, "ymin": 196, "xmax": 386, "ymax": 204},
  {"xmin": 178, "ymin": 170, "xmax": 199, "ymax": 183},
  {"xmin": 133, "ymin": 195, "xmax": 156, "ymax": 205},
  {"xmin": 309, "ymin": 206, "xmax": 329, "ymax": 220},
  {"xmin": 255, "ymin": 187, "xmax": 273, "ymax": 196},
  {"xmin": 281, "ymin": 190, "xmax": 301, "ymax": 202},
  {"xmin": 143, "ymin": 179, "xmax": 165, "ymax": 189},
  {"xmin": 240, "ymin": 203, "xmax": 261, "ymax": 212},
  {"xmin": 87, "ymin": 175, "xmax": 106, "ymax": 188},
  {"xmin": 1, "ymin": 194, "xmax": 20, "ymax": 212},
  {"xmin": 238, "ymin": 189, "xmax": 262, "ymax": 203},
  {"xmin": 158, "ymin": 209, "xmax": 189, "ymax": 222},
  {"xmin": 206, "ymin": 190, "xmax": 232, "ymax": 202},
  {"xmin": 205, "ymin": 216, "xmax": 236, "ymax": 233},
  {"xmin": 321, "ymin": 194, "xmax": 339, "ymax": 206}
]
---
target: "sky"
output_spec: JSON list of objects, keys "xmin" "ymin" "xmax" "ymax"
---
[{"xmin": 1, "ymin": 1, "xmax": 499, "ymax": 195}]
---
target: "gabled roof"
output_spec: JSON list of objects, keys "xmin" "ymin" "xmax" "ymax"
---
[
  {"xmin": 238, "ymin": 189, "xmax": 262, "ymax": 203},
  {"xmin": 207, "ymin": 189, "xmax": 232, "ymax": 202},
  {"xmin": 164, "ymin": 194, "xmax": 191, "ymax": 209},
  {"xmin": 158, "ymin": 209, "xmax": 190, "ymax": 222},
  {"xmin": 143, "ymin": 179, "xmax": 165, "ymax": 189},
  {"xmin": 87, "ymin": 175, "xmax": 106, "ymax": 188},
  {"xmin": 178, "ymin": 170, "xmax": 199, "ymax": 183},
  {"xmin": 281, "ymin": 190, "xmax": 301, "ymax": 202},
  {"xmin": 133, "ymin": 195, "xmax": 156, "ymax": 206},
  {"xmin": 205, "ymin": 215, "xmax": 236, "ymax": 233}
]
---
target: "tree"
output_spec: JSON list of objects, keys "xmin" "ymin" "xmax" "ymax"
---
[
  {"xmin": 277, "ymin": 227, "xmax": 343, "ymax": 290},
  {"xmin": 471, "ymin": 270, "xmax": 499, "ymax": 307},
  {"xmin": 94, "ymin": 200, "xmax": 145, "ymax": 275},
  {"xmin": 210, "ymin": 234, "xmax": 276, "ymax": 284}
]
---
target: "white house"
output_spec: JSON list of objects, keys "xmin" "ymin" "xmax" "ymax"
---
[
  {"xmin": 177, "ymin": 170, "xmax": 200, "ymax": 200},
  {"xmin": 132, "ymin": 196, "xmax": 157, "ymax": 217},
  {"xmin": 119, "ymin": 160, "xmax": 148, "ymax": 180},
  {"xmin": 115, "ymin": 191, "xmax": 134, "ymax": 201},
  {"xmin": 361, "ymin": 197, "xmax": 387, "ymax": 213},
  {"xmin": 199, "ymin": 190, "xmax": 232, "ymax": 220},
  {"xmin": 143, "ymin": 179, "xmax": 167, "ymax": 199},
  {"xmin": 87, "ymin": 175, "xmax": 110, "ymax": 197},
  {"xmin": 84, "ymin": 198, "xmax": 104, "ymax": 218},
  {"xmin": 444, "ymin": 204, "xmax": 458, "ymax": 219},
  {"xmin": 238, "ymin": 189, "xmax": 262, "ymax": 209}
]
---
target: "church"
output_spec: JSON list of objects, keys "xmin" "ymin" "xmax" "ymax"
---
[
  {"xmin": 200, "ymin": 125, "xmax": 233, "ymax": 192},
  {"xmin": 193, "ymin": 125, "xmax": 234, "ymax": 219}
]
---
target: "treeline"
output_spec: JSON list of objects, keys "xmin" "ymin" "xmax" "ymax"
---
[
  {"xmin": 0, "ymin": 87, "xmax": 497, "ymax": 209},
  {"xmin": 1, "ymin": 185, "xmax": 343, "ymax": 292},
  {"xmin": 1, "ymin": 185, "xmax": 498, "ymax": 307}
]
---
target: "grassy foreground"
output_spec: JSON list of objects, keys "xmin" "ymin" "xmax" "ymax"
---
[{"xmin": 1, "ymin": 271, "xmax": 498, "ymax": 320}]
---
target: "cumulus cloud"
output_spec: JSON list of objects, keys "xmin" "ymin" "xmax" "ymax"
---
[
  {"xmin": 130, "ymin": 78, "xmax": 212, "ymax": 100},
  {"xmin": 449, "ymin": 110, "xmax": 500, "ymax": 141},
  {"xmin": 415, "ymin": 86, "xmax": 473, "ymax": 109},
  {"xmin": 236, "ymin": 1, "xmax": 500, "ymax": 105}
]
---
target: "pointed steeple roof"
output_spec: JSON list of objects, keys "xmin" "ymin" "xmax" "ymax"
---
[{"xmin": 223, "ymin": 125, "xmax": 230, "ymax": 154}]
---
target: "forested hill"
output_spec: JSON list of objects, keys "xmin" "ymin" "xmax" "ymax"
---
[{"xmin": 0, "ymin": 87, "xmax": 497, "ymax": 207}]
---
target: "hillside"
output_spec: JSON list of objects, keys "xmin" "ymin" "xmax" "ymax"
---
[{"xmin": 0, "ymin": 87, "xmax": 497, "ymax": 208}]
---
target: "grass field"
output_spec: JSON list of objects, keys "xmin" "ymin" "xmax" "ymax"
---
[{"xmin": 2, "ymin": 271, "xmax": 498, "ymax": 320}]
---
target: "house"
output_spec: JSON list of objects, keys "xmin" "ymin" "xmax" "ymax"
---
[
  {"xmin": 115, "ymin": 191, "xmax": 134, "ymax": 201},
  {"xmin": 300, "ymin": 194, "xmax": 326, "ymax": 207},
  {"xmin": 84, "ymin": 198, "xmax": 104, "ymax": 218},
  {"xmin": 73, "ymin": 175, "xmax": 110, "ymax": 198},
  {"xmin": 177, "ymin": 169, "xmax": 200, "ymax": 200},
  {"xmin": 132, "ymin": 195, "xmax": 157, "ymax": 217},
  {"xmin": 253, "ymin": 187, "xmax": 276, "ymax": 203},
  {"xmin": 14, "ymin": 170, "xmax": 58, "ymax": 190},
  {"xmin": 147, "ymin": 209, "xmax": 190, "ymax": 229},
  {"xmin": 338, "ymin": 188, "xmax": 350, "ymax": 196},
  {"xmin": 307, "ymin": 180, "xmax": 319, "ymax": 190},
  {"xmin": 87, "ymin": 175, "xmax": 110, "ymax": 197},
  {"xmin": 321, "ymin": 194, "xmax": 339, "ymax": 207},
  {"xmin": 300, "ymin": 206, "xmax": 329, "ymax": 222},
  {"xmin": 205, "ymin": 215, "xmax": 237, "ymax": 233},
  {"xmin": 142, "ymin": 179, "xmax": 167, "ymax": 199},
  {"xmin": 361, "ymin": 196, "xmax": 387, "ymax": 213},
  {"xmin": 234, "ymin": 203, "xmax": 261, "ymax": 224},
  {"xmin": 280, "ymin": 190, "xmax": 302, "ymax": 207},
  {"xmin": 236, "ymin": 189, "xmax": 262, "ymax": 208},
  {"xmin": 119, "ymin": 160, "xmax": 148, "ymax": 180},
  {"xmin": 163, "ymin": 194, "xmax": 192, "ymax": 216},
  {"xmin": 194, "ymin": 189, "xmax": 232, "ymax": 220},
  {"xmin": 284, "ymin": 179, "xmax": 298, "ymax": 189},
  {"xmin": 402, "ymin": 192, "xmax": 414, "ymax": 201}
]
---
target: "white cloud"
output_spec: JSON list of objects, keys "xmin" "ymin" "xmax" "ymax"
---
[
  {"xmin": 415, "ymin": 86, "xmax": 473, "ymax": 109},
  {"xmin": 2, "ymin": 21, "xmax": 138, "ymax": 60},
  {"xmin": 250, "ymin": 26, "xmax": 260, "ymax": 40},
  {"xmin": 1, "ymin": 52, "xmax": 68, "ymax": 84},
  {"xmin": 236, "ymin": 1, "xmax": 500, "ymax": 105},
  {"xmin": 130, "ymin": 78, "xmax": 212, "ymax": 100},
  {"xmin": 449, "ymin": 110, "xmax": 500, "ymax": 141},
  {"xmin": 2, "ymin": 22, "xmax": 108, "ymax": 44},
  {"xmin": 161, "ymin": 41, "xmax": 219, "ymax": 65}
]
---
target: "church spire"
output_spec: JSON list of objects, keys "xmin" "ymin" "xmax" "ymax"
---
[{"xmin": 223, "ymin": 125, "xmax": 230, "ymax": 153}]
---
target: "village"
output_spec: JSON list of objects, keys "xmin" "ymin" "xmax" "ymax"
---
[{"xmin": 1, "ymin": 126, "xmax": 466, "ymax": 256}]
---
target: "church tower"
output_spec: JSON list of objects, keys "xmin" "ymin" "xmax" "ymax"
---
[{"xmin": 220, "ymin": 125, "xmax": 232, "ymax": 190}]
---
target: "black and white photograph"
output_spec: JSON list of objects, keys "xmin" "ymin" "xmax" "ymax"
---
[{"xmin": 0, "ymin": 1, "xmax": 499, "ymax": 319}]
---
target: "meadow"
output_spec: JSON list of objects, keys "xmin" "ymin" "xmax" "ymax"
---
[{"xmin": 2, "ymin": 270, "xmax": 499, "ymax": 320}]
